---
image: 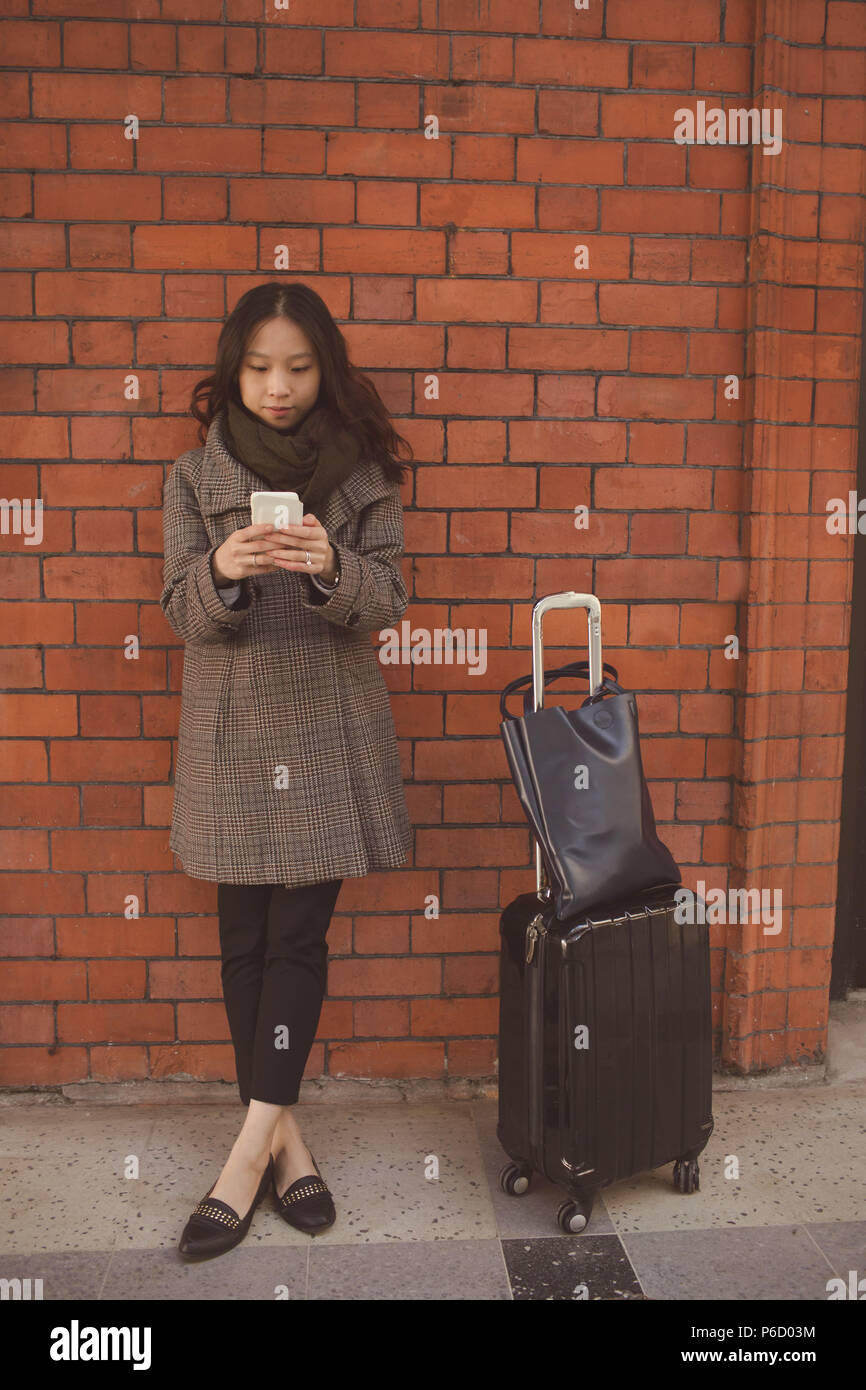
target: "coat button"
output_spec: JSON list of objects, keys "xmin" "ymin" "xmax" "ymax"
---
[{"xmin": 346, "ymin": 613, "xmax": 360, "ymax": 626}]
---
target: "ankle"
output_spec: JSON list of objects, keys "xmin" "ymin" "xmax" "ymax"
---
[
  {"xmin": 232, "ymin": 1137, "xmax": 273, "ymax": 1169},
  {"xmin": 272, "ymin": 1133, "xmax": 308, "ymax": 1159}
]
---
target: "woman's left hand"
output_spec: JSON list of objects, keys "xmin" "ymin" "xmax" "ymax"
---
[{"xmin": 264, "ymin": 514, "xmax": 337, "ymax": 582}]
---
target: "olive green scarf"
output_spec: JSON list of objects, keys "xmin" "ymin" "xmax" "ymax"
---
[{"xmin": 224, "ymin": 397, "xmax": 362, "ymax": 515}]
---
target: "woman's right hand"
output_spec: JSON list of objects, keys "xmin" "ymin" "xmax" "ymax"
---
[{"xmin": 211, "ymin": 523, "xmax": 278, "ymax": 584}]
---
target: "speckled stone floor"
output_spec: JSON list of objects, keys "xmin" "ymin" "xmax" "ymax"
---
[{"xmin": 1, "ymin": 1083, "xmax": 864, "ymax": 1300}]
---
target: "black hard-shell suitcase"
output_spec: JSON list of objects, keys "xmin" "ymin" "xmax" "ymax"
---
[{"xmin": 497, "ymin": 593, "xmax": 714, "ymax": 1232}]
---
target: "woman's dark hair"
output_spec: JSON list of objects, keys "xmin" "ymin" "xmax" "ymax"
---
[{"xmin": 190, "ymin": 281, "xmax": 413, "ymax": 487}]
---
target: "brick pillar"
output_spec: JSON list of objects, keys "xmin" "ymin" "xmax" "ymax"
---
[{"xmin": 722, "ymin": 0, "xmax": 865, "ymax": 1071}]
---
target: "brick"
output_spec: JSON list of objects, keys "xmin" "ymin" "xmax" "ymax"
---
[
  {"xmin": 89, "ymin": 1046, "xmax": 149, "ymax": 1081},
  {"xmin": 517, "ymin": 138, "xmax": 623, "ymax": 185},
  {"xmin": 32, "ymin": 74, "xmax": 162, "ymax": 120},
  {"xmin": 604, "ymin": 467, "xmax": 713, "ymax": 511},
  {"xmin": 0, "ymin": 123, "xmax": 66, "ymax": 170},
  {"xmin": 0, "ymin": 19, "xmax": 62, "ymax": 66},
  {"xmin": 537, "ymin": 90, "xmax": 599, "ymax": 136},
  {"xmin": 0, "ymin": 1047, "xmax": 88, "ymax": 1085},
  {"xmin": 628, "ymin": 512, "xmax": 685, "ymax": 554},
  {"xmin": 627, "ymin": 145, "xmax": 687, "ymax": 187},
  {"xmin": 0, "ymin": 1004, "xmax": 54, "ymax": 1044},
  {"xmin": 35, "ymin": 175, "xmax": 161, "ymax": 222},
  {"xmin": 512, "ymin": 233, "xmax": 631, "ymax": 279},
  {"xmin": 36, "ymin": 272, "xmax": 161, "ymax": 317},
  {"xmin": 510, "ymin": 327, "xmax": 627, "ymax": 370},
  {"xmin": 602, "ymin": 284, "xmax": 717, "ymax": 327},
  {"xmin": 448, "ymin": 1039, "xmax": 496, "ymax": 1074},
  {"xmin": 324, "ymin": 227, "xmax": 444, "ymax": 273},
  {"xmin": 88, "ymin": 961, "xmax": 146, "ymax": 1000},
  {"xmin": 827, "ymin": 1, "xmax": 866, "ymax": 46},
  {"xmin": 58, "ymin": 1003, "xmax": 174, "ymax": 1043},
  {"xmin": 511, "ymin": 420, "xmax": 625, "ymax": 463},
  {"xmin": 607, "ymin": 0, "xmax": 719, "ymax": 40},
  {"xmin": 631, "ymin": 323, "xmax": 692, "ymax": 369},
  {"xmin": 536, "ymin": 374, "xmax": 595, "ymax": 417},
  {"xmin": 327, "ymin": 1040, "xmax": 444, "ymax": 1078},
  {"xmin": 0, "ymin": 962, "xmax": 86, "ymax": 1001},
  {"xmin": 411, "ymin": 998, "xmax": 497, "ymax": 1035},
  {"xmin": 597, "ymin": 557, "xmax": 718, "ymax": 601},
  {"xmin": 632, "ymin": 44, "xmax": 694, "ymax": 90},
  {"xmin": 633, "ymin": 238, "xmax": 692, "ymax": 284},
  {"xmin": 515, "ymin": 39, "xmax": 629, "ymax": 88},
  {"xmin": 695, "ymin": 45, "xmax": 753, "ymax": 93},
  {"xmin": 598, "ymin": 376, "xmax": 716, "ymax": 420},
  {"xmin": 602, "ymin": 190, "xmax": 721, "ymax": 234},
  {"xmin": 516, "ymin": 507, "xmax": 628, "ymax": 552},
  {"xmin": 413, "ymin": 282, "xmax": 533, "ymax": 330},
  {"xmin": 689, "ymin": 147, "xmax": 751, "ymax": 192},
  {"xmin": 62, "ymin": 20, "xmax": 129, "ymax": 67}
]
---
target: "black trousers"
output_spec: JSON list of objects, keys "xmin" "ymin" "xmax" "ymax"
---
[{"xmin": 216, "ymin": 878, "xmax": 343, "ymax": 1107}]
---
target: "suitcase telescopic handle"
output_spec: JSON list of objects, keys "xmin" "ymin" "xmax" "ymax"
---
[
  {"xmin": 530, "ymin": 593, "xmax": 604, "ymax": 898},
  {"xmin": 532, "ymin": 592, "xmax": 603, "ymax": 708}
]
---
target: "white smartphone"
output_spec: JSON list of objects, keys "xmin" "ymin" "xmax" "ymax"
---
[{"xmin": 250, "ymin": 491, "xmax": 303, "ymax": 529}]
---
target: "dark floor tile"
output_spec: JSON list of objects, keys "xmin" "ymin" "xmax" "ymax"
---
[{"xmin": 502, "ymin": 1233, "xmax": 645, "ymax": 1301}]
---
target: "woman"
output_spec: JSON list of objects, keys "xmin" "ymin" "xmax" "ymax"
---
[{"xmin": 159, "ymin": 281, "xmax": 414, "ymax": 1260}]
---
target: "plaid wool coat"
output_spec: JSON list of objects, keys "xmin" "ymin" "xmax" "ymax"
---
[{"xmin": 159, "ymin": 409, "xmax": 413, "ymax": 886}]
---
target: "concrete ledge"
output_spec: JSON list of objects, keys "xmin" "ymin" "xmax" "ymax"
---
[
  {"xmin": 711, "ymin": 1062, "xmax": 825, "ymax": 1090},
  {"xmin": 826, "ymin": 997, "xmax": 866, "ymax": 1083},
  {"xmin": 0, "ymin": 1061, "xmax": 833, "ymax": 1109},
  {"xmin": 0, "ymin": 1075, "xmax": 500, "ymax": 1108}
]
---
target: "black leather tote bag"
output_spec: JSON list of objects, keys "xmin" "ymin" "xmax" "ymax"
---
[{"xmin": 500, "ymin": 657, "xmax": 681, "ymax": 921}]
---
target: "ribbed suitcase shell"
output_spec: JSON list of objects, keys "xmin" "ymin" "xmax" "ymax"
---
[{"xmin": 497, "ymin": 882, "xmax": 714, "ymax": 1218}]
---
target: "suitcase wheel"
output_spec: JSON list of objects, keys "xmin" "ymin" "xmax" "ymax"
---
[
  {"xmin": 673, "ymin": 1158, "xmax": 700, "ymax": 1194},
  {"xmin": 557, "ymin": 1197, "xmax": 592, "ymax": 1234},
  {"xmin": 499, "ymin": 1162, "xmax": 532, "ymax": 1196}
]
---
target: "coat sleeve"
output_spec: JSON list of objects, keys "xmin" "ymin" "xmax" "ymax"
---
[
  {"xmin": 299, "ymin": 485, "xmax": 409, "ymax": 633},
  {"xmin": 160, "ymin": 455, "xmax": 254, "ymax": 644},
  {"xmin": 218, "ymin": 581, "xmax": 244, "ymax": 606}
]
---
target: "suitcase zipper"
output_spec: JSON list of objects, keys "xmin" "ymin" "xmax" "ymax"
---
[
  {"xmin": 526, "ymin": 909, "xmax": 547, "ymax": 1166},
  {"xmin": 525, "ymin": 910, "xmax": 547, "ymax": 964}
]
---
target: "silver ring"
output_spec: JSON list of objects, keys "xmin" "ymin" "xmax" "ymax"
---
[
  {"xmin": 254, "ymin": 553, "xmax": 259, "ymax": 567},
  {"xmin": 305, "ymin": 551, "xmax": 312, "ymax": 567}
]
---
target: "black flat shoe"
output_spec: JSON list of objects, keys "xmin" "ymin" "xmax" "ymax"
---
[
  {"xmin": 273, "ymin": 1150, "xmax": 336, "ymax": 1234},
  {"xmin": 178, "ymin": 1156, "xmax": 274, "ymax": 1261}
]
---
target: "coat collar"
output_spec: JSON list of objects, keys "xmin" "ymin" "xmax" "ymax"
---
[{"xmin": 197, "ymin": 407, "xmax": 397, "ymax": 535}]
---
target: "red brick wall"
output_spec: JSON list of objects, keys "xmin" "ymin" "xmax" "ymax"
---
[{"xmin": 0, "ymin": 0, "xmax": 863, "ymax": 1090}]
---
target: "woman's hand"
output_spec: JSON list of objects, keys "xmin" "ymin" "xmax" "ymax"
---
[
  {"xmin": 211, "ymin": 516, "xmax": 336, "ymax": 585},
  {"xmin": 262, "ymin": 514, "xmax": 338, "ymax": 582},
  {"xmin": 211, "ymin": 523, "xmax": 278, "ymax": 584}
]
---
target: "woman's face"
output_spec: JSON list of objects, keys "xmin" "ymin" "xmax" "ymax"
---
[{"xmin": 236, "ymin": 315, "xmax": 322, "ymax": 429}]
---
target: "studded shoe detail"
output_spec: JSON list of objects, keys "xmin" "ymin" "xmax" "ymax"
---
[
  {"xmin": 178, "ymin": 1156, "xmax": 273, "ymax": 1261},
  {"xmin": 273, "ymin": 1152, "xmax": 336, "ymax": 1234},
  {"xmin": 190, "ymin": 1199, "xmax": 241, "ymax": 1229}
]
